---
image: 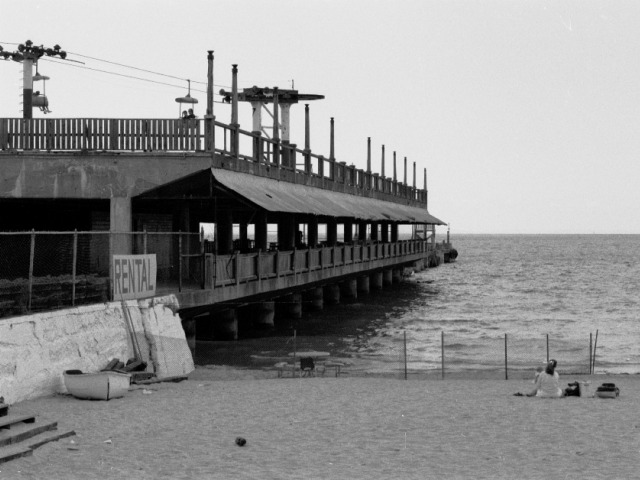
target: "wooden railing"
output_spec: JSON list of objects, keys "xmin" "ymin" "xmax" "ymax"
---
[
  {"xmin": 0, "ymin": 117, "xmax": 427, "ymax": 204},
  {"xmin": 208, "ymin": 240, "xmax": 431, "ymax": 288}
]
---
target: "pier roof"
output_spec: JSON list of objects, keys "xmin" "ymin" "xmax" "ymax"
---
[{"xmin": 137, "ymin": 168, "xmax": 445, "ymax": 225}]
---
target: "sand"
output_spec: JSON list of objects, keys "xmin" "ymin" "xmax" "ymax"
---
[{"xmin": 1, "ymin": 367, "xmax": 639, "ymax": 479}]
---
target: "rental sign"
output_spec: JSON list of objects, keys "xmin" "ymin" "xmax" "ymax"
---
[{"xmin": 112, "ymin": 254, "xmax": 157, "ymax": 300}]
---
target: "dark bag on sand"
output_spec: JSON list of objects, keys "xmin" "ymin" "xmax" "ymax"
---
[
  {"xmin": 564, "ymin": 382, "xmax": 580, "ymax": 397},
  {"xmin": 595, "ymin": 383, "xmax": 620, "ymax": 398}
]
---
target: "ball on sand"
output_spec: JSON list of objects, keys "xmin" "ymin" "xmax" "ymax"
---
[{"xmin": 235, "ymin": 437, "xmax": 247, "ymax": 447}]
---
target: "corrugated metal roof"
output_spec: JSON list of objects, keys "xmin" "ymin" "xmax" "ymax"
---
[{"xmin": 212, "ymin": 168, "xmax": 446, "ymax": 224}]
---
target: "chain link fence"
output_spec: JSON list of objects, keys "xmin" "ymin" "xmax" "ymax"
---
[
  {"xmin": 0, "ymin": 231, "xmax": 201, "ymax": 318},
  {"xmin": 192, "ymin": 328, "xmax": 596, "ymax": 380}
]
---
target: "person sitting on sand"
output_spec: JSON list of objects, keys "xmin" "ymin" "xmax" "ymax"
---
[{"xmin": 526, "ymin": 359, "xmax": 563, "ymax": 397}]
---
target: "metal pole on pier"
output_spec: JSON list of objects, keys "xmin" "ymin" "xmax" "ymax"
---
[
  {"xmin": 441, "ymin": 331, "xmax": 445, "ymax": 380},
  {"xmin": 205, "ymin": 50, "xmax": 215, "ymax": 154},
  {"xmin": 404, "ymin": 330, "xmax": 408, "ymax": 380},
  {"xmin": 504, "ymin": 333, "xmax": 508, "ymax": 380}
]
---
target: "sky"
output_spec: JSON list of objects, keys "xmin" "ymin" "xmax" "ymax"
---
[{"xmin": 1, "ymin": 0, "xmax": 639, "ymax": 234}]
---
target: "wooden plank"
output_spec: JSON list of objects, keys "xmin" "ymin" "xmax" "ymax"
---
[
  {"xmin": 0, "ymin": 421, "xmax": 58, "ymax": 448},
  {"xmin": 28, "ymin": 430, "xmax": 76, "ymax": 451},
  {"xmin": 0, "ymin": 414, "xmax": 36, "ymax": 430},
  {"xmin": 0, "ymin": 445, "xmax": 32, "ymax": 464}
]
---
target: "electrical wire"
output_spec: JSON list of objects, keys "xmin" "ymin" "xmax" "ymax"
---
[
  {"xmin": 1, "ymin": 41, "xmax": 231, "ymax": 91},
  {"xmin": 42, "ymin": 58, "xmax": 231, "ymax": 103},
  {"xmin": 42, "ymin": 57, "xmax": 208, "ymax": 93}
]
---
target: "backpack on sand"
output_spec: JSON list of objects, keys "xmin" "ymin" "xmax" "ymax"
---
[{"xmin": 595, "ymin": 383, "xmax": 620, "ymax": 399}]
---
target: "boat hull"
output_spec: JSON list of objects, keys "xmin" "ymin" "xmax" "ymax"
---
[{"xmin": 64, "ymin": 370, "xmax": 131, "ymax": 400}]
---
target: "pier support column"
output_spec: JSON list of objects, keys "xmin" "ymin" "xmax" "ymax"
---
[
  {"xmin": 340, "ymin": 278, "xmax": 358, "ymax": 300},
  {"xmin": 327, "ymin": 218, "xmax": 338, "ymax": 246},
  {"xmin": 181, "ymin": 317, "xmax": 196, "ymax": 356},
  {"xmin": 371, "ymin": 271, "xmax": 383, "ymax": 290},
  {"xmin": 358, "ymin": 221, "xmax": 368, "ymax": 242},
  {"xmin": 308, "ymin": 217, "xmax": 319, "ymax": 248},
  {"xmin": 323, "ymin": 284, "xmax": 340, "ymax": 305},
  {"xmin": 370, "ymin": 222, "xmax": 379, "ymax": 242},
  {"xmin": 255, "ymin": 212, "xmax": 268, "ymax": 252},
  {"xmin": 392, "ymin": 269, "xmax": 402, "ymax": 284},
  {"xmin": 210, "ymin": 309, "xmax": 238, "ymax": 340},
  {"xmin": 303, "ymin": 287, "xmax": 324, "ymax": 311},
  {"xmin": 110, "ymin": 197, "xmax": 132, "ymax": 255},
  {"xmin": 381, "ymin": 223, "xmax": 389, "ymax": 243},
  {"xmin": 253, "ymin": 301, "xmax": 275, "ymax": 328},
  {"xmin": 239, "ymin": 222, "xmax": 249, "ymax": 251},
  {"xmin": 383, "ymin": 269, "xmax": 393, "ymax": 286},
  {"xmin": 343, "ymin": 221, "xmax": 353, "ymax": 243},
  {"xmin": 279, "ymin": 293, "xmax": 302, "ymax": 319},
  {"xmin": 278, "ymin": 216, "xmax": 296, "ymax": 251},
  {"xmin": 217, "ymin": 213, "xmax": 233, "ymax": 254},
  {"xmin": 357, "ymin": 275, "xmax": 370, "ymax": 295}
]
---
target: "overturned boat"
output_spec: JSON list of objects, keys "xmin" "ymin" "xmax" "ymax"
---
[{"xmin": 63, "ymin": 370, "xmax": 131, "ymax": 401}]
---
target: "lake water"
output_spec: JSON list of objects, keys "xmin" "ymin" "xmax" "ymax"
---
[{"xmin": 196, "ymin": 234, "xmax": 640, "ymax": 376}]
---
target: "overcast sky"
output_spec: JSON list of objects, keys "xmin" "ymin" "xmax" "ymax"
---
[{"xmin": 1, "ymin": 0, "xmax": 639, "ymax": 234}]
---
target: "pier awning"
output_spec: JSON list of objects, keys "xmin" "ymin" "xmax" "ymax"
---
[
  {"xmin": 211, "ymin": 169, "xmax": 446, "ymax": 224},
  {"xmin": 136, "ymin": 168, "xmax": 445, "ymax": 224}
]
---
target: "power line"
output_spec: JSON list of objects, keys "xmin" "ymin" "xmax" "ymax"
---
[
  {"xmin": 41, "ymin": 57, "xmax": 233, "ymax": 95},
  {"xmin": 2, "ymin": 41, "xmax": 231, "ymax": 90},
  {"xmin": 67, "ymin": 50, "xmax": 207, "ymax": 85}
]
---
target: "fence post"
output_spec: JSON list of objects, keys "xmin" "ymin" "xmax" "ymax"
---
[
  {"xmin": 293, "ymin": 329, "xmax": 297, "ymax": 378},
  {"xmin": 546, "ymin": 334, "xmax": 549, "ymax": 364},
  {"xmin": 441, "ymin": 330, "xmax": 445, "ymax": 380},
  {"xmin": 404, "ymin": 330, "xmax": 408, "ymax": 380},
  {"xmin": 72, "ymin": 230, "xmax": 78, "ymax": 306},
  {"xmin": 178, "ymin": 232, "xmax": 182, "ymax": 293},
  {"xmin": 109, "ymin": 231, "xmax": 113, "ymax": 301},
  {"xmin": 28, "ymin": 230, "xmax": 35, "ymax": 312},
  {"xmin": 504, "ymin": 333, "xmax": 508, "ymax": 380},
  {"xmin": 589, "ymin": 332, "xmax": 593, "ymax": 375}
]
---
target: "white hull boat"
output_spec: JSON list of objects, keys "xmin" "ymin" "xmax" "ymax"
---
[{"xmin": 64, "ymin": 370, "xmax": 131, "ymax": 400}]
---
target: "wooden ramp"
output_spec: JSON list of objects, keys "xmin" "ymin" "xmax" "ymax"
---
[{"xmin": 0, "ymin": 403, "xmax": 75, "ymax": 464}]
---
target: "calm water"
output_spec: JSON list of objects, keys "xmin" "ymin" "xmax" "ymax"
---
[{"xmin": 197, "ymin": 235, "xmax": 640, "ymax": 375}]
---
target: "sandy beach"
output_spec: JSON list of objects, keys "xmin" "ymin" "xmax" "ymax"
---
[{"xmin": 1, "ymin": 367, "xmax": 639, "ymax": 480}]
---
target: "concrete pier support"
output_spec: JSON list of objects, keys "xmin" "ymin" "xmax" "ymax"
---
[
  {"xmin": 323, "ymin": 284, "xmax": 340, "ymax": 305},
  {"xmin": 253, "ymin": 301, "xmax": 275, "ymax": 328},
  {"xmin": 392, "ymin": 269, "xmax": 403, "ymax": 284},
  {"xmin": 303, "ymin": 287, "xmax": 324, "ymax": 311},
  {"xmin": 181, "ymin": 317, "xmax": 196, "ymax": 356},
  {"xmin": 214, "ymin": 309, "xmax": 238, "ymax": 340},
  {"xmin": 357, "ymin": 275, "xmax": 370, "ymax": 295},
  {"xmin": 110, "ymin": 197, "xmax": 132, "ymax": 255},
  {"xmin": 413, "ymin": 259, "xmax": 424, "ymax": 272},
  {"xmin": 371, "ymin": 271, "xmax": 383, "ymax": 290},
  {"xmin": 383, "ymin": 269, "xmax": 393, "ymax": 286},
  {"xmin": 340, "ymin": 278, "xmax": 358, "ymax": 300},
  {"xmin": 280, "ymin": 293, "xmax": 302, "ymax": 319}
]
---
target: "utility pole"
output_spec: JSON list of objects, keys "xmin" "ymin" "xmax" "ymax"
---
[{"xmin": 0, "ymin": 40, "xmax": 66, "ymax": 119}]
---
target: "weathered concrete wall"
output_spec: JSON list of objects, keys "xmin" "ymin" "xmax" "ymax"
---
[
  {"xmin": 0, "ymin": 294, "xmax": 194, "ymax": 404},
  {"xmin": 0, "ymin": 152, "xmax": 214, "ymax": 198}
]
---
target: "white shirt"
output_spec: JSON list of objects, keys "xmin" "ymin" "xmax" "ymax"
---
[{"xmin": 535, "ymin": 371, "xmax": 563, "ymax": 398}]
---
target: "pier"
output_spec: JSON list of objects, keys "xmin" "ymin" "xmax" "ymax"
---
[{"xmin": 0, "ymin": 52, "xmax": 451, "ymax": 342}]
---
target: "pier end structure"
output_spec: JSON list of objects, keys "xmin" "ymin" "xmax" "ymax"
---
[{"xmin": 0, "ymin": 60, "xmax": 448, "ymax": 333}]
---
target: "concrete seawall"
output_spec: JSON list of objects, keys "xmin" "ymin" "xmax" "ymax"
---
[{"xmin": 0, "ymin": 295, "xmax": 194, "ymax": 404}]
